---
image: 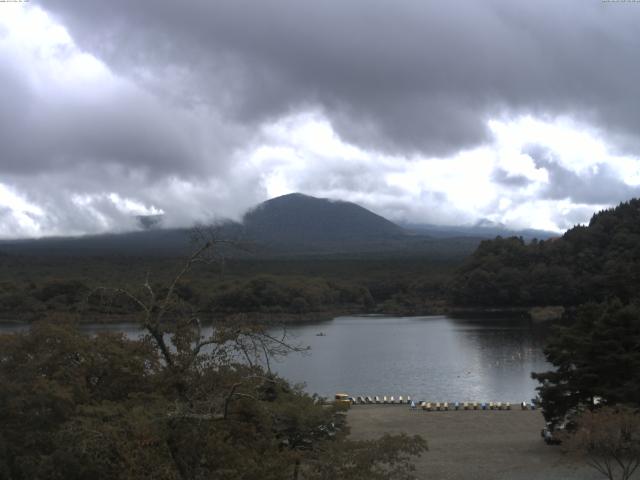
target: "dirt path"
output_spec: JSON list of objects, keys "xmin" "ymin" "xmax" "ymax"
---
[{"xmin": 347, "ymin": 405, "xmax": 617, "ymax": 480}]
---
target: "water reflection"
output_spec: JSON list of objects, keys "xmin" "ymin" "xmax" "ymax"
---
[
  {"xmin": 447, "ymin": 317, "xmax": 549, "ymax": 402},
  {"xmin": 270, "ymin": 315, "xmax": 550, "ymax": 401}
]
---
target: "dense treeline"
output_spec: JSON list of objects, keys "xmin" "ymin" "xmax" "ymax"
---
[
  {"xmin": 451, "ymin": 199, "xmax": 640, "ymax": 307},
  {"xmin": 0, "ymin": 254, "xmax": 456, "ymax": 321},
  {"xmin": 210, "ymin": 276, "xmax": 375, "ymax": 314},
  {"xmin": 0, "ymin": 276, "xmax": 374, "ymax": 318}
]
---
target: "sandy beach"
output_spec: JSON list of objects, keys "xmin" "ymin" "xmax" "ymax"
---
[{"xmin": 347, "ymin": 405, "xmax": 618, "ymax": 480}]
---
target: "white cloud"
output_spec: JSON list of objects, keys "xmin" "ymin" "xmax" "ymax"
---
[
  {"xmin": 0, "ymin": 183, "xmax": 45, "ymax": 237},
  {"xmin": 246, "ymin": 112, "xmax": 640, "ymax": 232}
]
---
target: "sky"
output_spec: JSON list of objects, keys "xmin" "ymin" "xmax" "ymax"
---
[{"xmin": 1, "ymin": 0, "xmax": 640, "ymax": 238}]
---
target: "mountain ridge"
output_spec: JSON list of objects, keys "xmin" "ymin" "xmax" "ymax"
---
[{"xmin": 0, "ymin": 193, "xmax": 555, "ymax": 257}]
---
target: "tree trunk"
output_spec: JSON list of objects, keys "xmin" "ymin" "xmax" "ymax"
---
[{"xmin": 292, "ymin": 458, "xmax": 300, "ymax": 480}]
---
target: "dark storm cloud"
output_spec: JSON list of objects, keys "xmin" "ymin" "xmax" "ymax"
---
[
  {"xmin": 37, "ymin": 0, "xmax": 640, "ymax": 157},
  {"xmin": 0, "ymin": 10, "xmax": 266, "ymax": 237},
  {"xmin": 526, "ymin": 146, "xmax": 640, "ymax": 205},
  {"xmin": 3, "ymin": 1, "xmax": 640, "ymax": 237},
  {"xmin": 0, "ymin": 54, "xmax": 240, "ymax": 178}
]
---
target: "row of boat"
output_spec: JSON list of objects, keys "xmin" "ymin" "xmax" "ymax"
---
[
  {"xmin": 416, "ymin": 401, "xmax": 519, "ymax": 410},
  {"xmin": 335, "ymin": 394, "xmax": 538, "ymax": 410},
  {"xmin": 347, "ymin": 395, "xmax": 411, "ymax": 404}
]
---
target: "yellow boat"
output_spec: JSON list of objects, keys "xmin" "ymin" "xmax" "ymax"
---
[{"xmin": 334, "ymin": 393, "xmax": 351, "ymax": 409}]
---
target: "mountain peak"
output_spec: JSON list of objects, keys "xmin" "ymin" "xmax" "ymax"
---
[
  {"xmin": 243, "ymin": 193, "xmax": 404, "ymax": 246},
  {"xmin": 257, "ymin": 192, "xmax": 339, "ymax": 207}
]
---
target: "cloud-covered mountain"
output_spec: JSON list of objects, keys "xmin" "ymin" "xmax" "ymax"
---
[{"xmin": 0, "ymin": 193, "xmax": 490, "ymax": 257}]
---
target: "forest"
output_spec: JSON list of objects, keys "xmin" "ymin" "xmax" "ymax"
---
[
  {"xmin": 0, "ymin": 253, "xmax": 455, "ymax": 323},
  {"xmin": 450, "ymin": 199, "xmax": 640, "ymax": 308}
]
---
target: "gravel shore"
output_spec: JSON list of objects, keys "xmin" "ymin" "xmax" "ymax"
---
[{"xmin": 347, "ymin": 405, "xmax": 617, "ymax": 480}]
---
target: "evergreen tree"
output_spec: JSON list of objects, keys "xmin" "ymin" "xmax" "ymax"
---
[{"xmin": 532, "ymin": 301, "xmax": 640, "ymax": 427}]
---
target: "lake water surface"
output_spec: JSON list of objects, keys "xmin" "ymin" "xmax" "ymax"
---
[
  {"xmin": 0, "ymin": 315, "xmax": 550, "ymax": 402},
  {"xmin": 271, "ymin": 315, "xmax": 550, "ymax": 402}
]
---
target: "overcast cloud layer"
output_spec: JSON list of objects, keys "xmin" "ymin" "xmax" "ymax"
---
[{"xmin": 1, "ymin": 0, "xmax": 640, "ymax": 238}]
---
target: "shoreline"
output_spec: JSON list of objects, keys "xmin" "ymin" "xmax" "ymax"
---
[{"xmin": 0, "ymin": 304, "xmax": 565, "ymax": 326}]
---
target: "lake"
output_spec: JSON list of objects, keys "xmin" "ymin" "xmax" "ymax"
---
[{"xmin": 0, "ymin": 315, "xmax": 550, "ymax": 402}]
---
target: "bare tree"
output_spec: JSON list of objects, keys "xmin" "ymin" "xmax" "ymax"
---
[
  {"xmin": 563, "ymin": 406, "xmax": 640, "ymax": 480},
  {"xmin": 91, "ymin": 227, "xmax": 307, "ymax": 403}
]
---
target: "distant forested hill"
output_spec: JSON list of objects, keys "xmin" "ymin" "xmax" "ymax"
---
[
  {"xmin": 401, "ymin": 221, "xmax": 557, "ymax": 240},
  {"xmin": 450, "ymin": 199, "xmax": 640, "ymax": 307},
  {"xmin": 243, "ymin": 193, "xmax": 404, "ymax": 244}
]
